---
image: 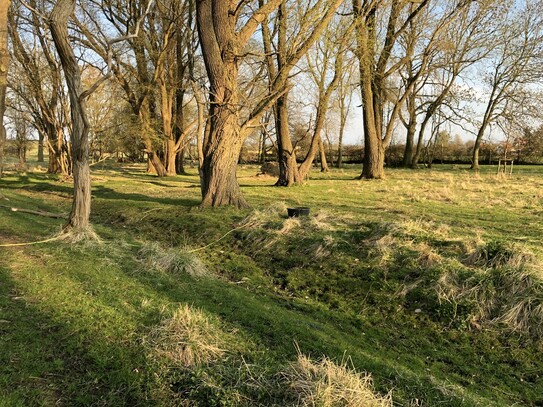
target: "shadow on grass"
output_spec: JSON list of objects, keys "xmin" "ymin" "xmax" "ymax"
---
[
  {"xmin": 93, "ymin": 185, "xmax": 200, "ymax": 208},
  {"xmin": 114, "ymin": 263, "xmax": 488, "ymax": 406},
  {"xmin": 0, "ymin": 267, "xmax": 153, "ymax": 406}
]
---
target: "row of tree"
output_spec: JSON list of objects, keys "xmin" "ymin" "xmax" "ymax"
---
[{"xmin": 1, "ymin": 0, "xmax": 543, "ymax": 235}]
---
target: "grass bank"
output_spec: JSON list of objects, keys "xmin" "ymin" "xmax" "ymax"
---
[{"xmin": 1, "ymin": 163, "xmax": 542, "ymax": 406}]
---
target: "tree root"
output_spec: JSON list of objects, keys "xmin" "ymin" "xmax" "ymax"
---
[{"xmin": 56, "ymin": 225, "xmax": 101, "ymax": 244}]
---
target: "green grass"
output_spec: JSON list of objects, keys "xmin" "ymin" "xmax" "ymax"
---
[{"xmin": 1, "ymin": 162, "xmax": 543, "ymax": 406}]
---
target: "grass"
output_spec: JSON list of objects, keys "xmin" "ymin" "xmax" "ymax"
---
[{"xmin": 1, "ymin": 161, "xmax": 543, "ymax": 406}]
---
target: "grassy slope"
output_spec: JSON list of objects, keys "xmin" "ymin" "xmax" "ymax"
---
[{"xmin": 1, "ymin": 163, "xmax": 542, "ymax": 406}]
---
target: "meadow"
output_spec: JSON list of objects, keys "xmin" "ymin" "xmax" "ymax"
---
[{"xmin": 1, "ymin": 161, "xmax": 542, "ymax": 406}]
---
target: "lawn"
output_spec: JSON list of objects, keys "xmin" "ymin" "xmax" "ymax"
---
[{"xmin": 1, "ymin": 162, "xmax": 542, "ymax": 406}]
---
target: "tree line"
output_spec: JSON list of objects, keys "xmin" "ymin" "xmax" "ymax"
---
[{"xmin": 1, "ymin": 0, "xmax": 543, "ymax": 236}]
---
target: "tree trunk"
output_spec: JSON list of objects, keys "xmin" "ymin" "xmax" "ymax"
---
[
  {"xmin": 50, "ymin": 0, "xmax": 92, "ymax": 234},
  {"xmin": 259, "ymin": 128, "xmax": 266, "ymax": 164},
  {"xmin": 362, "ymin": 128, "xmax": 385, "ymax": 179},
  {"xmin": 0, "ymin": 0, "xmax": 10, "ymax": 178},
  {"xmin": 471, "ymin": 129, "xmax": 484, "ymax": 171},
  {"xmin": 200, "ymin": 104, "xmax": 247, "ymax": 208},
  {"xmin": 196, "ymin": 0, "xmax": 257, "ymax": 208},
  {"xmin": 47, "ymin": 125, "xmax": 70, "ymax": 174},
  {"xmin": 403, "ymin": 128, "xmax": 415, "ymax": 167},
  {"xmin": 336, "ymin": 117, "xmax": 345, "ymax": 168},
  {"xmin": 319, "ymin": 138, "xmax": 329, "ymax": 172},
  {"xmin": 37, "ymin": 132, "xmax": 44, "ymax": 162},
  {"xmin": 411, "ymin": 114, "xmax": 431, "ymax": 168},
  {"xmin": 275, "ymin": 94, "xmax": 299, "ymax": 186},
  {"xmin": 402, "ymin": 93, "xmax": 417, "ymax": 167},
  {"xmin": 176, "ymin": 147, "xmax": 186, "ymax": 174},
  {"xmin": 164, "ymin": 138, "xmax": 177, "ymax": 176}
]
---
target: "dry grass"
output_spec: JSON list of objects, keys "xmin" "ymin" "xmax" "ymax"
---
[
  {"xmin": 138, "ymin": 241, "xmax": 208, "ymax": 277},
  {"xmin": 148, "ymin": 304, "xmax": 225, "ymax": 367},
  {"xmin": 284, "ymin": 352, "xmax": 392, "ymax": 407},
  {"xmin": 438, "ymin": 241, "xmax": 543, "ymax": 337},
  {"xmin": 363, "ymin": 220, "xmax": 448, "ymax": 269}
]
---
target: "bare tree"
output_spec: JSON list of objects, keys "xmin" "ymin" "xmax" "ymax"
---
[
  {"xmin": 0, "ymin": 0, "xmax": 11, "ymax": 177},
  {"xmin": 296, "ymin": 15, "xmax": 353, "ymax": 181},
  {"xmin": 352, "ymin": 0, "xmax": 473, "ymax": 178},
  {"xmin": 196, "ymin": 0, "xmax": 344, "ymax": 207},
  {"xmin": 408, "ymin": 0, "xmax": 496, "ymax": 167},
  {"xmin": 9, "ymin": 1, "xmax": 71, "ymax": 173},
  {"xmin": 260, "ymin": 0, "xmax": 348, "ymax": 186},
  {"xmin": 75, "ymin": 0, "xmax": 196, "ymax": 177},
  {"xmin": 470, "ymin": 1, "xmax": 543, "ymax": 170},
  {"xmin": 352, "ymin": 0, "xmax": 429, "ymax": 179},
  {"xmin": 49, "ymin": 0, "xmax": 95, "ymax": 236}
]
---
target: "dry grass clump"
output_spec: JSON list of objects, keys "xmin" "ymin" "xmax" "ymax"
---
[
  {"xmin": 414, "ymin": 242, "xmax": 443, "ymax": 268},
  {"xmin": 364, "ymin": 220, "xmax": 448, "ymax": 269},
  {"xmin": 239, "ymin": 203, "xmax": 307, "ymax": 249},
  {"xmin": 148, "ymin": 304, "xmax": 225, "ymax": 367},
  {"xmin": 138, "ymin": 241, "xmax": 208, "ymax": 277},
  {"xmin": 463, "ymin": 240, "xmax": 533, "ymax": 269},
  {"xmin": 440, "ymin": 241, "xmax": 543, "ymax": 337},
  {"xmin": 310, "ymin": 210, "xmax": 340, "ymax": 232},
  {"xmin": 367, "ymin": 219, "xmax": 451, "ymax": 243},
  {"xmin": 474, "ymin": 265, "xmax": 543, "ymax": 337},
  {"xmin": 311, "ymin": 235, "xmax": 337, "ymax": 259},
  {"xmin": 284, "ymin": 353, "xmax": 392, "ymax": 407},
  {"xmin": 240, "ymin": 202, "xmax": 289, "ymax": 229}
]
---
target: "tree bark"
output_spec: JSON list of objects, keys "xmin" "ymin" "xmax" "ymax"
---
[
  {"xmin": 402, "ymin": 91, "xmax": 417, "ymax": 167},
  {"xmin": 471, "ymin": 127, "xmax": 485, "ymax": 171},
  {"xmin": 37, "ymin": 133, "xmax": 44, "ymax": 162},
  {"xmin": 274, "ymin": 93, "xmax": 299, "ymax": 186},
  {"xmin": 50, "ymin": 0, "xmax": 92, "ymax": 233},
  {"xmin": 0, "ymin": 0, "xmax": 11, "ymax": 178},
  {"xmin": 319, "ymin": 138, "xmax": 329, "ymax": 172},
  {"xmin": 197, "ymin": 0, "xmax": 285, "ymax": 207}
]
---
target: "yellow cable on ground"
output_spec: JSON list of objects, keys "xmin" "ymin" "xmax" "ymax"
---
[
  {"xmin": 0, "ymin": 236, "xmax": 60, "ymax": 248},
  {"xmin": 0, "ymin": 223, "xmax": 245, "ymax": 250},
  {"xmin": 188, "ymin": 224, "xmax": 246, "ymax": 253}
]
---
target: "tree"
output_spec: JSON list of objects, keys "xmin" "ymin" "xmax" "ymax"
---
[
  {"xmin": 408, "ymin": 0, "xmax": 495, "ymax": 167},
  {"xmin": 352, "ymin": 0, "xmax": 430, "ymax": 179},
  {"xmin": 49, "ymin": 0, "xmax": 94, "ymax": 236},
  {"xmin": 196, "ymin": 0, "xmax": 344, "ymax": 207},
  {"xmin": 9, "ymin": 0, "xmax": 70, "ymax": 173},
  {"xmin": 352, "ymin": 0, "xmax": 474, "ymax": 178},
  {"xmin": 260, "ymin": 0, "xmax": 347, "ymax": 186},
  {"xmin": 76, "ymin": 0, "xmax": 197, "ymax": 177},
  {"xmin": 0, "ymin": 0, "xmax": 11, "ymax": 177},
  {"xmin": 470, "ymin": 1, "xmax": 543, "ymax": 170},
  {"xmin": 296, "ymin": 15, "xmax": 353, "ymax": 181},
  {"xmin": 334, "ymin": 57, "xmax": 356, "ymax": 168}
]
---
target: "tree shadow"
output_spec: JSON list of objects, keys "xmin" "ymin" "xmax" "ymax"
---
[
  {"xmin": 93, "ymin": 185, "xmax": 200, "ymax": 207},
  {"xmin": 0, "ymin": 267, "xmax": 152, "ymax": 406},
  {"xmin": 115, "ymin": 265, "xmax": 481, "ymax": 406}
]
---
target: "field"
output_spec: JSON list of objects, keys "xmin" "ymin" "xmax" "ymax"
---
[{"xmin": 1, "ymin": 161, "xmax": 542, "ymax": 406}]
